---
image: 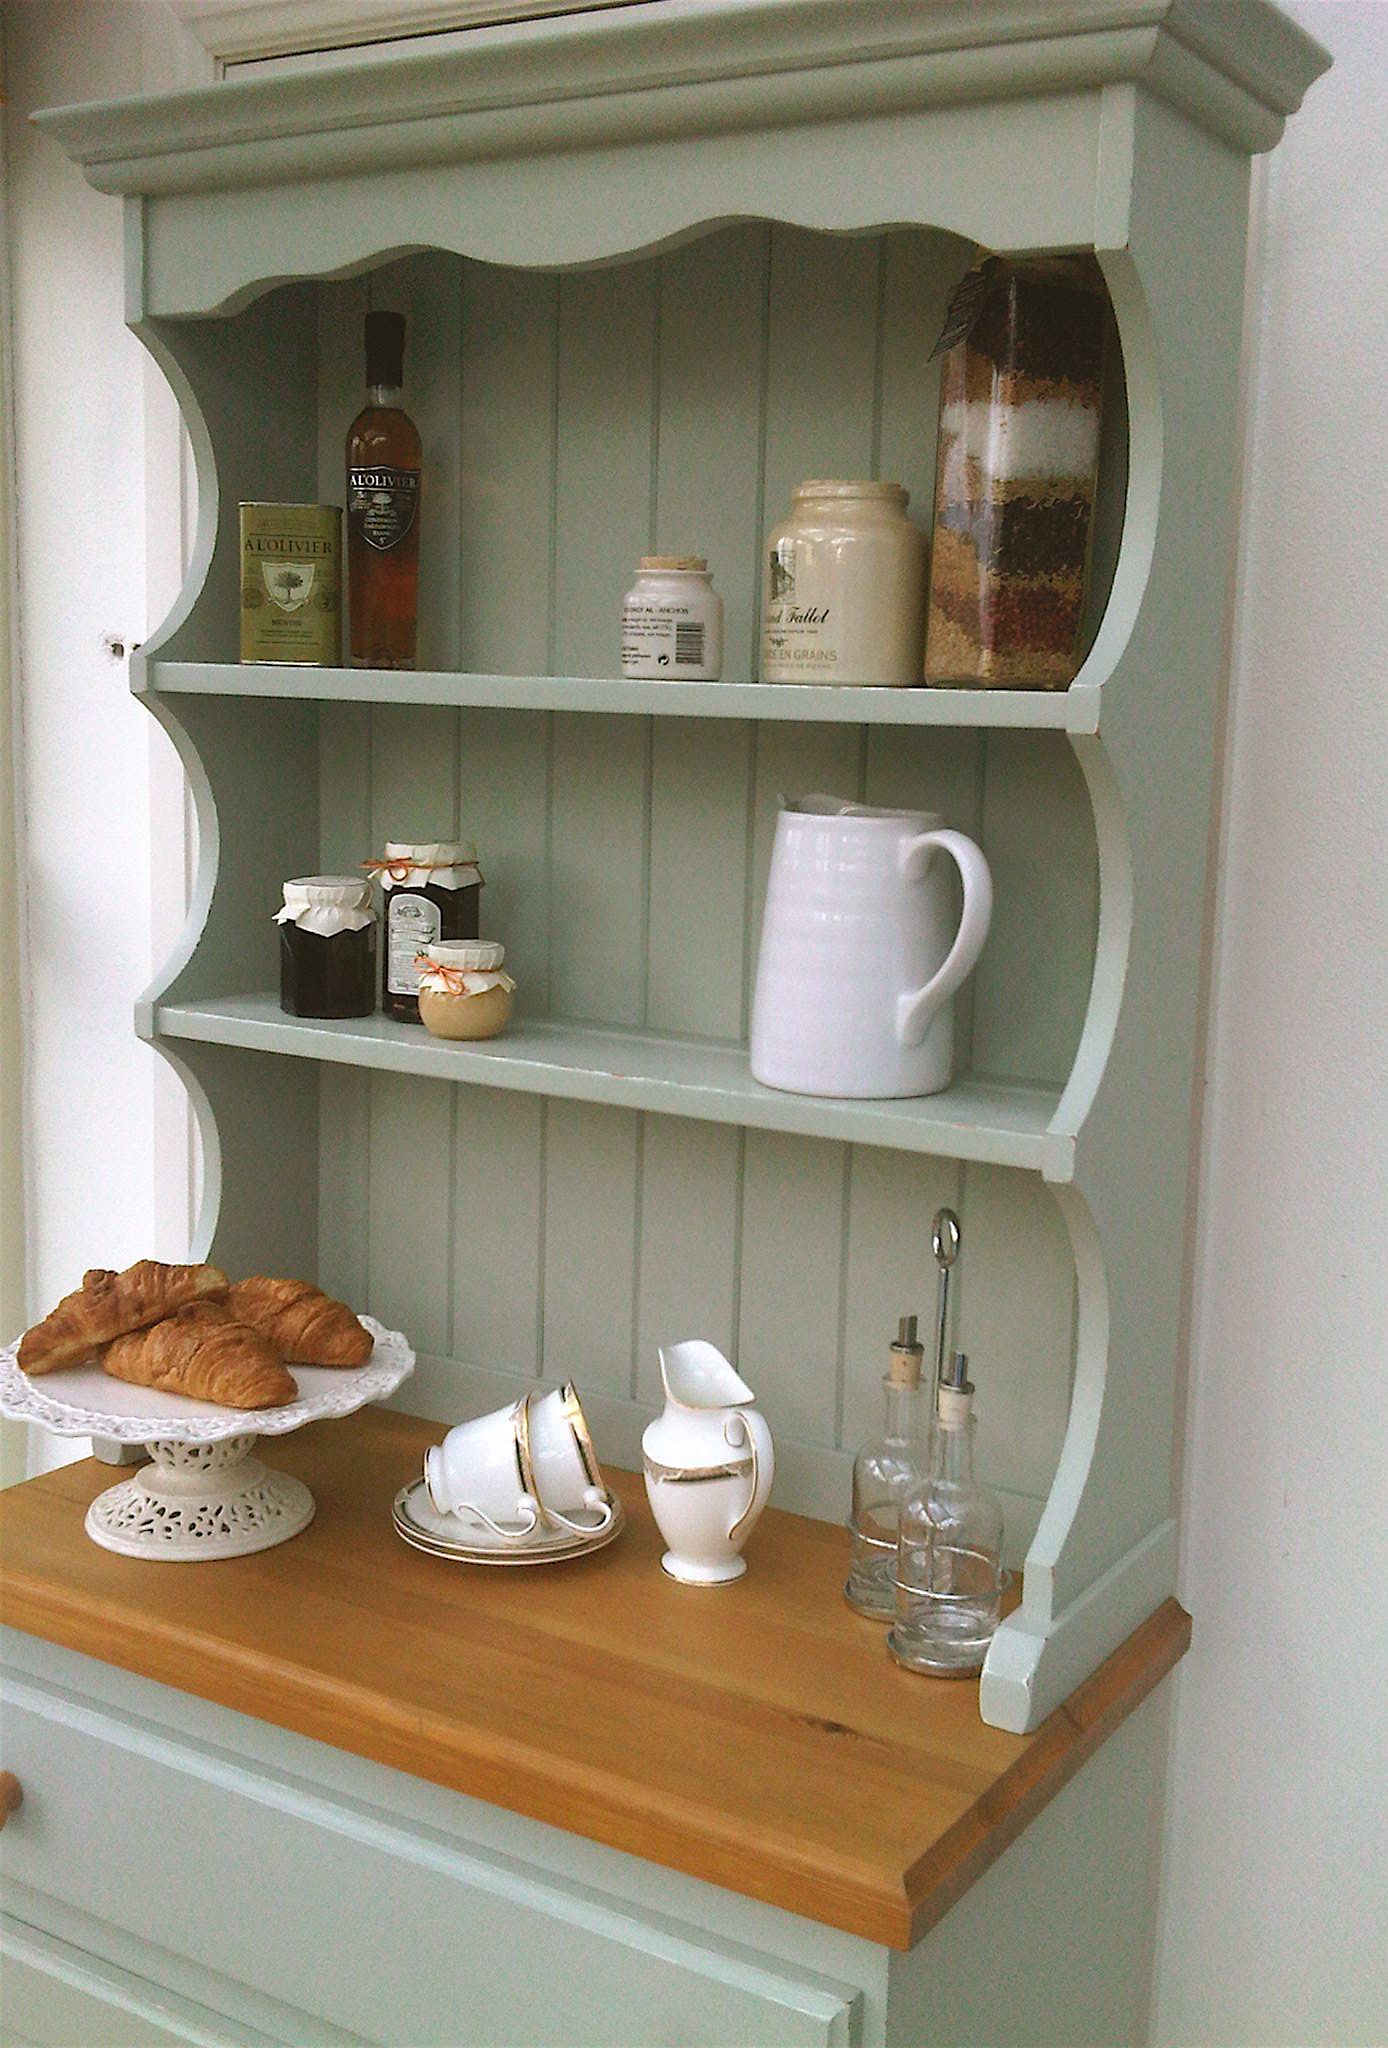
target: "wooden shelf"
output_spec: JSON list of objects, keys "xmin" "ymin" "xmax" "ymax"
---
[
  {"xmin": 148, "ymin": 659, "xmax": 1099, "ymax": 732},
  {"xmin": 153, "ymin": 995, "xmax": 1070, "ymax": 1175},
  {"xmin": 0, "ymin": 1407, "xmax": 1190, "ymax": 1949}
]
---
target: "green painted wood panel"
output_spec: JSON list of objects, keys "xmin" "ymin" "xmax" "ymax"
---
[
  {"xmin": 459, "ymin": 263, "xmax": 558, "ymax": 675},
  {"xmin": 646, "ymin": 717, "xmax": 751, "ymax": 1039},
  {"xmin": 971, "ymin": 733, "xmax": 1100, "ymax": 1087},
  {"xmin": 634, "ymin": 1116, "xmax": 742, "ymax": 1406},
  {"xmin": 456, "ymin": 707, "xmax": 551, "ymax": 1012},
  {"xmin": 543, "ymin": 1100, "xmax": 639, "ymax": 1399},
  {"xmin": 956, "ymin": 1165, "xmax": 1077, "ymax": 1505},
  {"xmin": 655, "ymin": 225, "xmax": 769, "ymax": 678},
  {"xmin": 451, "ymin": 1088, "xmax": 545, "ymax": 1379},
  {"xmin": 549, "ymin": 711, "xmax": 648, "ymax": 1027},
  {"xmin": 737, "ymin": 1130, "xmax": 849, "ymax": 1447},
  {"xmin": 367, "ymin": 1071, "xmax": 454, "ymax": 1358}
]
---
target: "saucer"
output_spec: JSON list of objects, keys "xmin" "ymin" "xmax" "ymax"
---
[{"xmin": 391, "ymin": 1481, "xmax": 624, "ymax": 1565}]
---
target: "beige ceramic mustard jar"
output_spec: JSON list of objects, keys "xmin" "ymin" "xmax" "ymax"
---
[
  {"xmin": 415, "ymin": 941, "xmax": 515, "ymax": 1041},
  {"xmin": 761, "ymin": 480, "xmax": 926, "ymax": 686}
]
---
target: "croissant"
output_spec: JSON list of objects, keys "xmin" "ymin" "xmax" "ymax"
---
[
  {"xmin": 226, "ymin": 1276, "xmax": 373, "ymax": 1367},
  {"xmin": 103, "ymin": 1303, "xmax": 296, "ymax": 1410},
  {"xmin": 18, "ymin": 1260, "xmax": 229, "ymax": 1375}
]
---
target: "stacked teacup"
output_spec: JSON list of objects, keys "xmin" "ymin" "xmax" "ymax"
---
[{"xmin": 424, "ymin": 1382, "xmax": 613, "ymax": 1541}]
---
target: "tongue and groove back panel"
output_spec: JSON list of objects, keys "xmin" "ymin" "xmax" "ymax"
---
[{"xmin": 304, "ymin": 227, "xmax": 1103, "ymax": 1540}]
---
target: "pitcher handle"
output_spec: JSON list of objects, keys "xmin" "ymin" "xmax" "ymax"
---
[
  {"xmin": 726, "ymin": 1410, "xmax": 775, "ymax": 1545},
  {"xmin": 895, "ymin": 829, "xmax": 993, "ymax": 1048}
]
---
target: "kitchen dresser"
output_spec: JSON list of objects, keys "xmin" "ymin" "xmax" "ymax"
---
[{"xmin": 2, "ymin": 4, "xmax": 1327, "ymax": 2044}]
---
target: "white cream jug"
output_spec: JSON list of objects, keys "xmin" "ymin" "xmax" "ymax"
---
[
  {"xmin": 749, "ymin": 796, "xmax": 993, "ymax": 1099},
  {"xmin": 642, "ymin": 1341, "xmax": 774, "ymax": 1584}
]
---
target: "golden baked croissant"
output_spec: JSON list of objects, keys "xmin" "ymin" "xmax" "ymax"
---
[
  {"xmin": 226, "ymin": 1276, "xmax": 373, "ymax": 1367},
  {"xmin": 103, "ymin": 1303, "xmax": 296, "ymax": 1410},
  {"xmin": 18, "ymin": 1260, "xmax": 229, "ymax": 1376}
]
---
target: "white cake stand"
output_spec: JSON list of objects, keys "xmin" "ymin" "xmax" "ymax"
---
[{"xmin": 0, "ymin": 1317, "xmax": 413, "ymax": 1561}]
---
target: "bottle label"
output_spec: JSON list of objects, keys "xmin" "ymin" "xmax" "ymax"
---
[
  {"xmin": 349, "ymin": 466, "xmax": 420, "ymax": 553},
  {"xmin": 763, "ymin": 544, "xmax": 837, "ymax": 673},
  {"xmin": 387, "ymin": 892, "xmax": 440, "ymax": 995},
  {"xmin": 620, "ymin": 599, "xmax": 711, "ymax": 675}
]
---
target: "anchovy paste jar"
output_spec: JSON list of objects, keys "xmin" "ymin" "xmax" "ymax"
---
[
  {"xmin": 761, "ymin": 481, "xmax": 926, "ymax": 686},
  {"xmin": 923, "ymin": 255, "xmax": 1108, "ymax": 688},
  {"xmin": 275, "ymin": 876, "xmax": 376, "ymax": 1019},
  {"xmin": 620, "ymin": 556, "xmax": 724, "ymax": 680},
  {"xmin": 365, "ymin": 840, "xmax": 483, "ymax": 1023},
  {"xmin": 416, "ymin": 942, "xmax": 516, "ymax": 1042}
]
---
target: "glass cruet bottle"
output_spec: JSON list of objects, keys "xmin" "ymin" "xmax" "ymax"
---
[
  {"xmin": 844, "ymin": 1316, "xmax": 931, "ymax": 1620},
  {"xmin": 888, "ymin": 1350, "xmax": 1005, "ymax": 1676}
]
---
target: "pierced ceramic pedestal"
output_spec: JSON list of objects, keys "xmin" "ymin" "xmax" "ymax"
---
[
  {"xmin": 85, "ymin": 1435, "xmax": 316, "ymax": 1560},
  {"xmin": 0, "ymin": 1314, "xmax": 414, "ymax": 1563}
]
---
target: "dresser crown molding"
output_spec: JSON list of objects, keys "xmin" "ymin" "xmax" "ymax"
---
[{"xmin": 39, "ymin": 0, "xmax": 1330, "ymax": 197}]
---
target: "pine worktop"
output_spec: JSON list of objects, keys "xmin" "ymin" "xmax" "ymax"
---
[{"xmin": 0, "ymin": 1407, "xmax": 1187, "ymax": 1949}]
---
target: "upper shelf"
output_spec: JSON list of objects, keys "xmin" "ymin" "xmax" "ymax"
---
[
  {"xmin": 153, "ymin": 995, "xmax": 1072, "ymax": 1180},
  {"xmin": 149, "ymin": 660, "xmax": 1097, "ymax": 734}
]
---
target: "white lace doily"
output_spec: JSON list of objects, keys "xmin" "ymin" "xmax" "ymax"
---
[{"xmin": 0, "ymin": 1315, "xmax": 413, "ymax": 1442}]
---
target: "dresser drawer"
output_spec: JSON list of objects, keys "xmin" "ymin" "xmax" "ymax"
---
[
  {"xmin": 0, "ymin": 1675, "xmax": 859, "ymax": 2048},
  {"xmin": 0, "ymin": 1913, "xmax": 291, "ymax": 2048}
]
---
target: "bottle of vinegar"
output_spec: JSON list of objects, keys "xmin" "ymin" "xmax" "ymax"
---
[
  {"xmin": 844, "ymin": 1316, "xmax": 931, "ymax": 1620},
  {"xmin": 888, "ymin": 1351, "xmax": 1005, "ymax": 1677},
  {"xmin": 346, "ymin": 311, "xmax": 421, "ymax": 668}
]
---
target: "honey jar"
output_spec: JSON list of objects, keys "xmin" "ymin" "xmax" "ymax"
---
[{"xmin": 416, "ymin": 942, "xmax": 515, "ymax": 1042}]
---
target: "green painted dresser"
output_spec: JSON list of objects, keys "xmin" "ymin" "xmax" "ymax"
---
[{"xmin": 2, "ymin": 4, "xmax": 1327, "ymax": 2042}]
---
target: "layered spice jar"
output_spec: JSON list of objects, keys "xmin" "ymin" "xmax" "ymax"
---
[
  {"xmin": 365, "ymin": 839, "xmax": 483, "ymax": 1022},
  {"xmin": 923, "ymin": 255, "xmax": 1108, "ymax": 689},
  {"xmin": 275, "ymin": 876, "xmax": 376, "ymax": 1019},
  {"xmin": 416, "ymin": 941, "xmax": 515, "ymax": 1042},
  {"xmin": 761, "ymin": 481, "xmax": 926, "ymax": 687}
]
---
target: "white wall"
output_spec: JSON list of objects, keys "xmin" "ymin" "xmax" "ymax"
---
[
  {"xmin": 1153, "ymin": 6, "xmax": 1388, "ymax": 2041},
  {"xmin": 4, "ymin": 4, "xmax": 1384, "ymax": 2039},
  {"xmin": 4, "ymin": 4, "xmax": 203, "ymax": 1453}
]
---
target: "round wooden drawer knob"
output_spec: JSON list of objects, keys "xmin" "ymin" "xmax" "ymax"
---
[{"xmin": 0, "ymin": 1771, "xmax": 22, "ymax": 1827}]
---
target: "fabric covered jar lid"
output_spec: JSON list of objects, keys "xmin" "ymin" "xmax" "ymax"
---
[
  {"xmin": 424, "ymin": 940, "xmax": 505, "ymax": 971},
  {"xmin": 275, "ymin": 875, "xmax": 375, "ymax": 934}
]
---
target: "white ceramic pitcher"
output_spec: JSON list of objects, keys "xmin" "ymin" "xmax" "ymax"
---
[
  {"xmin": 750, "ymin": 796, "xmax": 993, "ymax": 1099},
  {"xmin": 642, "ymin": 1341, "xmax": 774, "ymax": 1585}
]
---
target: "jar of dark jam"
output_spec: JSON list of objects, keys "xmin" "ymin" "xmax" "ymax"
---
[
  {"xmin": 368, "ymin": 840, "xmax": 483, "ymax": 1023},
  {"xmin": 276, "ymin": 876, "xmax": 376, "ymax": 1018}
]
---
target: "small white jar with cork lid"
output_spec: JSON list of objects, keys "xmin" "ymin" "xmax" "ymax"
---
[
  {"xmin": 620, "ymin": 556, "xmax": 723, "ymax": 680},
  {"xmin": 761, "ymin": 481, "xmax": 926, "ymax": 686},
  {"xmin": 415, "ymin": 941, "xmax": 516, "ymax": 1042}
]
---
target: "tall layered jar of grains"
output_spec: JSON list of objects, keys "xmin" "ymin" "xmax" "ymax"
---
[{"xmin": 923, "ymin": 257, "xmax": 1108, "ymax": 690}]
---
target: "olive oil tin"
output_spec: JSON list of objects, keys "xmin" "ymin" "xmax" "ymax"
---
[{"xmin": 240, "ymin": 503, "xmax": 342, "ymax": 665}]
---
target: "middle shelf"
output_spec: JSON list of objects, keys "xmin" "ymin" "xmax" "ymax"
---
[
  {"xmin": 149, "ymin": 660, "xmax": 1100, "ymax": 733},
  {"xmin": 155, "ymin": 994, "xmax": 1069, "ymax": 1175}
]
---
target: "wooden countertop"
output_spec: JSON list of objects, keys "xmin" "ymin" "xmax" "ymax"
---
[{"xmin": 0, "ymin": 1407, "xmax": 1188, "ymax": 1949}]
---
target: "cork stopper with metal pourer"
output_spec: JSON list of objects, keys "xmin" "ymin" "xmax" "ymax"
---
[
  {"xmin": 887, "ymin": 1314, "xmax": 924, "ymax": 1389},
  {"xmin": 937, "ymin": 1348, "xmax": 975, "ymax": 1426}
]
